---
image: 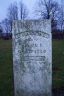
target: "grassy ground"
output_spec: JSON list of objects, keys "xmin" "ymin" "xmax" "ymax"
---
[
  {"xmin": 52, "ymin": 39, "xmax": 64, "ymax": 89},
  {"xmin": 0, "ymin": 39, "xmax": 64, "ymax": 96},
  {"xmin": 0, "ymin": 39, "xmax": 14, "ymax": 96}
]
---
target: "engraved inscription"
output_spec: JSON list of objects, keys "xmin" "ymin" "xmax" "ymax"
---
[
  {"xmin": 21, "ymin": 56, "xmax": 45, "ymax": 61},
  {"xmin": 14, "ymin": 31, "xmax": 50, "ymax": 39},
  {"xmin": 23, "ymin": 49, "xmax": 46, "ymax": 54}
]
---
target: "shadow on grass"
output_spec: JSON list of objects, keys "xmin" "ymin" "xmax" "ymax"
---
[{"xmin": 52, "ymin": 86, "xmax": 64, "ymax": 96}]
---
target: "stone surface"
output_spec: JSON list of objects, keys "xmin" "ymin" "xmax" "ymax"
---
[{"xmin": 12, "ymin": 20, "xmax": 52, "ymax": 96}]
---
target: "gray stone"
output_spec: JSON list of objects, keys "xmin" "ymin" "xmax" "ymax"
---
[{"xmin": 12, "ymin": 20, "xmax": 52, "ymax": 96}]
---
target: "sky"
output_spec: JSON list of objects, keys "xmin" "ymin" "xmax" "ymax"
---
[
  {"xmin": 0, "ymin": 0, "xmax": 62, "ymax": 23},
  {"xmin": 0, "ymin": 0, "xmax": 38, "ymax": 22}
]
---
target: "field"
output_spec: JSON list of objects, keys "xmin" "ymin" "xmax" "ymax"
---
[
  {"xmin": 0, "ymin": 39, "xmax": 13, "ymax": 96},
  {"xmin": 52, "ymin": 39, "xmax": 64, "ymax": 88},
  {"xmin": 0, "ymin": 39, "xmax": 64, "ymax": 96}
]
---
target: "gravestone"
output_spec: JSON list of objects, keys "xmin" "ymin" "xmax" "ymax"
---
[{"xmin": 12, "ymin": 20, "xmax": 52, "ymax": 96}]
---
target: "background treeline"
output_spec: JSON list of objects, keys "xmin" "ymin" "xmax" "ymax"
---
[{"xmin": 0, "ymin": 0, "xmax": 64, "ymax": 39}]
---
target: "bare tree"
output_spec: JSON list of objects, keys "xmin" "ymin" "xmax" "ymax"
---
[
  {"xmin": 7, "ymin": 2, "xmax": 18, "ymax": 20},
  {"xmin": 1, "ymin": 18, "xmax": 10, "ymax": 34},
  {"xmin": 19, "ymin": 1, "xmax": 29, "ymax": 20},
  {"xmin": 0, "ymin": 23, "xmax": 3, "ymax": 33},
  {"xmin": 60, "ymin": 0, "xmax": 64, "ymax": 33},
  {"xmin": 7, "ymin": 2, "xmax": 18, "ymax": 32},
  {"xmin": 35, "ymin": 0, "xmax": 60, "ymax": 30}
]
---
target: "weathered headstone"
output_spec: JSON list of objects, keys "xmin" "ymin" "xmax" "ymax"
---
[{"xmin": 12, "ymin": 20, "xmax": 52, "ymax": 96}]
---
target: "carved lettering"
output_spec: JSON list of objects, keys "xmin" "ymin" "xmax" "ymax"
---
[
  {"xmin": 20, "ymin": 56, "xmax": 45, "ymax": 61},
  {"xmin": 14, "ymin": 31, "xmax": 50, "ymax": 39}
]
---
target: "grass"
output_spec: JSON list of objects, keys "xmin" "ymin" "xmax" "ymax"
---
[
  {"xmin": 0, "ymin": 39, "xmax": 64, "ymax": 96},
  {"xmin": 0, "ymin": 39, "xmax": 14, "ymax": 96},
  {"xmin": 52, "ymin": 39, "xmax": 64, "ymax": 89}
]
